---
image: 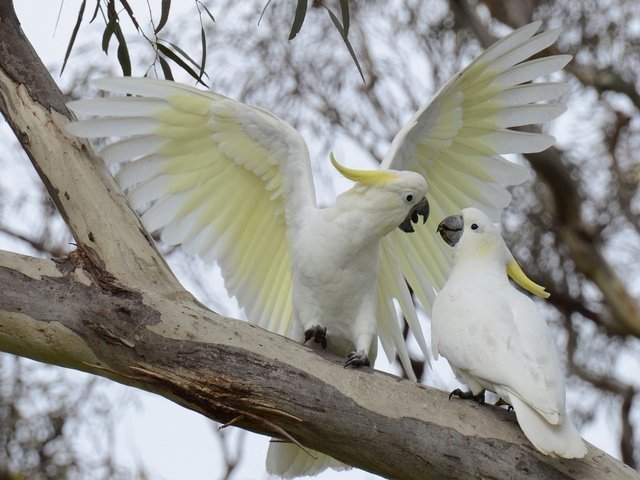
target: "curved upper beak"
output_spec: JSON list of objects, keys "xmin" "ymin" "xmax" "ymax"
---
[
  {"xmin": 398, "ymin": 197, "xmax": 430, "ymax": 233},
  {"xmin": 437, "ymin": 215, "xmax": 463, "ymax": 246}
]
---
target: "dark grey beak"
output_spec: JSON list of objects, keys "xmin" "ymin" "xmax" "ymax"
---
[
  {"xmin": 398, "ymin": 197, "xmax": 430, "ymax": 233},
  {"xmin": 437, "ymin": 215, "xmax": 463, "ymax": 246}
]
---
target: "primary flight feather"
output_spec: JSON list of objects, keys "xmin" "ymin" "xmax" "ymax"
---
[
  {"xmin": 66, "ymin": 21, "xmax": 571, "ymax": 477},
  {"xmin": 433, "ymin": 207, "xmax": 587, "ymax": 458}
]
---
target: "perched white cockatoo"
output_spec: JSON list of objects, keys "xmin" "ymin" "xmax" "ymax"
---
[
  {"xmin": 433, "ymin": 207, "xmax": 587, "ymax": 458},
  {"xmin": 65, "ymin": 21, "xmax": 571, "ymax": 478}
]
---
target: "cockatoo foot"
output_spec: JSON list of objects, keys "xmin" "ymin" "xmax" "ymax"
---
[
  {"xmin": 304, "ymin": 325, "xmax": 327, "ymax": 349},
  {"xmin": 344, "ymin": 350, "xmax": 370, "ymax": 368},
  {"xmin": 448, "ymin": 388, "xmax": 485, "ymax": 404},
  {"xmin": 494, "ymin": 398, "xmax": 514, "ymax": 411}
]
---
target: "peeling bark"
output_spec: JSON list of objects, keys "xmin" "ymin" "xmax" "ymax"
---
[{"xmin": 0, "ymin": 251, "xmax": 637, "ymax": 480}]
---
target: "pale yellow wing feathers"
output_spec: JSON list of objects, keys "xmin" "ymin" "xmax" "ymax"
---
[
  {"xmin": 377, "ymin": 23, "xmax": 570, "ymax": 370},
  {"xmin": 376, "ymin": 243, "xmax": 419, "ymax": 382},
  {"xmin": 67, "ymin": 77, "xmax": 315, "ymax": 337}
]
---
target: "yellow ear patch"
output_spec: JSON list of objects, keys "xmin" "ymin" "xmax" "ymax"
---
[
  {"xmin": 330, "ymin": 152, "xmax": 397, "ymax": 186},
  {"xmin": 507, "ymin": 260, "xmax": 550, "ymax": 298}
]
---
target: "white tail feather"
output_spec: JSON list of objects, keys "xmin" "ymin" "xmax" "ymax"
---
[
  {"xmin": 266, "ymin": 442, "xmax": 349, "ymax": 478},
  {"xmin": 510, "ymin": 396, "xmax": 587, "ymax": 458}
]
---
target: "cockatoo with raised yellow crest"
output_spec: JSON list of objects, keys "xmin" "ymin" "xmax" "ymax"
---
[
  {"xmin": 434, "ymin": 208, "xmax": 587, "ymax": 458},
  {"xmin": 66, "ymin": 21, "xmax": 571, "ymax": 478}
]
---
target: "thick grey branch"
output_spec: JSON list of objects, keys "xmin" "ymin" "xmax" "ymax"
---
[
  {"xmin": 0, "ymin": 1, "xmax": 179, "ymax": 296},
  {"xmin": 1, "ymin": 250, "xmax": 637, "ymax": 480}
]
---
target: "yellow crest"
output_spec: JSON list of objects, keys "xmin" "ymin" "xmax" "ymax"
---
[
  {"xmin": 330, "ymin": 153, "xmax": 397, "ymax": 186},
  {"xmin": 507, "ymin": 260, "xmax": 550, "ymax": 298}
]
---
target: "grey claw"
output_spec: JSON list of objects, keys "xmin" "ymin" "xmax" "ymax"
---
[
  {"xmin": 304, "ymin": 325, "xmax": 327, "ymax": 349},
  {"xmin": 344, "ymin": 350, "xmax": 370, "ymax": 368},
  {"xmin": 495, "ymin": 398, "xmax": 514, "ymax": 411},
  {"xmin": 448, "ymin": 388, "xmax": 485, "ymax": 404}
]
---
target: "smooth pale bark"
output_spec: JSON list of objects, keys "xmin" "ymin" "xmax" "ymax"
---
[
  {"xmin": 1, "ymin": 250, "xmax": 638, "ymax": 480},
  {"xmin": 0, "ymin": 2, "xmax": 638, "ymax": 479}
]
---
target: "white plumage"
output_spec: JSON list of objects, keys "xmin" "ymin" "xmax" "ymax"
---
[
  {"xmin": 66, "ymin": 21, "xmax": 571, "ymax": 477},
  {"xmin": 433, "ymin": 208, "xmax": 587, "ymax": 458}
]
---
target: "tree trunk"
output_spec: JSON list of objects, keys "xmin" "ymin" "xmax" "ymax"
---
[{"xmin": 0, "ymin": 2, "xmax": 637, "ymax": 479}]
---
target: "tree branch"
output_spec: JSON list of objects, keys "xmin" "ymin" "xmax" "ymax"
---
[
  {"xmin": 1, "ymin": 250, "xmax": 637, "ymax": 480},
  {"xmin": 0, "ymin": 1, "xmax": 180, "ymax": 296}
]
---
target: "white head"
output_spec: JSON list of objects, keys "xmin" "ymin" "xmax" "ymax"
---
[
  {"xmin": 330, "ymin": 153, "xmax": 429, "ymax": 235},
  {"xmin": 437, "ymin": 207, "xmax": 550, "ymax": 298}
]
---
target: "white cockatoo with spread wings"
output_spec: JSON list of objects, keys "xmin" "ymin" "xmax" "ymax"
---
[{"xmin": 66, "ymin": 21, "xmax": 571, "ymax": 478}]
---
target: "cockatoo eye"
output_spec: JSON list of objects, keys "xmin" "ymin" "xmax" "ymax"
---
[
  {"xmin": 404, "ymin": 194, "xmax": 414, "ymax": 203},
  {"xmin": 471, "ymin": 223, "xmax": 479, "ymax": 230}
]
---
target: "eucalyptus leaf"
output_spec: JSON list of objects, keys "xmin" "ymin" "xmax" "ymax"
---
[
  {"xmin": 196, "ymin": 0, "xmax": 215, "ymax": 23},
  {"xmin": 119, "ymin": 0, "xmax": 141, "ymax": 31},
  {"xmin": 289, "ymin": 0, "xmax": 307, "ymax": 40},
  {"xmin": 158, "ymin": 55, "xmax": 174, "ymax": 81},
  {"xmin": 157, "ymin": 43, "xmax": 207, "ymax": 86},
  {"xmin": 114, "ymin": 24, "xmax": 132, "ymax": 76},
  {"xmin": 155, "ymin": 0, "xmax": 171, "ymax": 34},
  {"xmin": 339, "ymin": 0, "xmax": 349, "ymax": 35},
  {"xmin": 61, "ymin": 0, "xmax": 86, "ymax": 74},
  {"xmin": 323, "ymin": 3, "xmax": 364, "ymax": 82}
]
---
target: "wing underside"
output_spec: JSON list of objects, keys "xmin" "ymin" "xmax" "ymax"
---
[
  {"xmin": 375, "ymin": 22, "xmax": 571, "ymax": 378},
  {"xmin": 67, "ymin": 77, "xmax": 317, "ymax": 337}
]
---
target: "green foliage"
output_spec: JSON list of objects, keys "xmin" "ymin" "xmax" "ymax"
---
[
  {"xmin": 286, "ymin": 0, "xmax": 361, "ymax": 80},
  {"xmin": 61, "ymin": 0, "xmax": 363, "ymax": 84},
  {"xmin": 61, "ymin": 0, "xmax": 213, "ymax": 85},
  {"xmin": 316, "ymin": 1, "xmax": 363, "ymax": 82},
  {"xmin": 61, "ymin": 0, "xmax": 86, "ymax": 75}
]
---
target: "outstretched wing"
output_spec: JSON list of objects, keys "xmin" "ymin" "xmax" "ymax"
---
[
  {"xmin": 375, "ymin": 22, "xmax": 571, "ymax": 374},
  {"xmin": 66, "ymin": 77, "xmax": 316, "ymax": 336}
]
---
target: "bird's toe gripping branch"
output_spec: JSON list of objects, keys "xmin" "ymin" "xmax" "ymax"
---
[
  {"xmin": 448, "ymin": 388, "xmax": 486, "ymax": 405},
  {"xmin": 304, "ymin": 324, "xmax": 328, "ymax": 349},
  {"xmin": 344, "ymin": 350, "xmax": 370, "ymax": 368},
  {"xmin": 494, "ymin": 398, "xmax": 514, "ymax": 411}
]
